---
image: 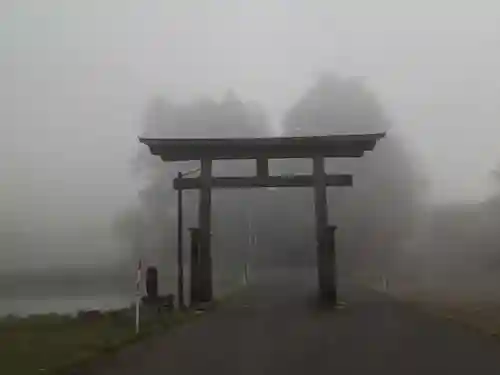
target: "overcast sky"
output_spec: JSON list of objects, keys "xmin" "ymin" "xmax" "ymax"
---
[{"xmin": 1, "ymin": 1, "xmax": 499, "ymax": 265}]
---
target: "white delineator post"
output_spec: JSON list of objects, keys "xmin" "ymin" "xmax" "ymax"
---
[
  {"xmin": 383, "ymin": 276, "xmax": 389, "ymax": 292},
  {"xmin": 135, "ymin": 259, "xmax": 142, "ymax": 334}
]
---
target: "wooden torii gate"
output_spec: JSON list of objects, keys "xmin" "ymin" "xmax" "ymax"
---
[{"xmin": 139, "ymin": 133, "xmax": 385, "ymax": 304}]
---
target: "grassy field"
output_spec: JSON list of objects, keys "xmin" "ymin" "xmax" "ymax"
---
[
  {"xmin": 0, "ymin": 307, "xmax": 196, "ymax": 375},
  {"xmin": 0, "ymin": 269, "xmax": 245, "ymax": 374}
]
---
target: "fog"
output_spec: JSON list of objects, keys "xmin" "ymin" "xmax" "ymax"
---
[{"xmin": 1, "ymin": 1, "xmax": 500, "ymax": 309}]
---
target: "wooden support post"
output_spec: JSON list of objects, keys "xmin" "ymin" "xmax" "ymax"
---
[
  {"xmin": 189, "ymin": 228, "xmax": 201, "ymax": 306},
  {"xmin": 313, "ymin": 156, "xmax": 336, "ymax": 304},
  {"xmin": 256, "ymin": 158, "xmax": 269, "ymax": 178},
  {"xmin": 198, "ymin": 158, "xmax": 213, "ymax": 303}
]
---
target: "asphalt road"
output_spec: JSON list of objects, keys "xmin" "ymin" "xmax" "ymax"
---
[{"xmin": 81, "ymin": 274, "xmax": 500, "ymax": 374}]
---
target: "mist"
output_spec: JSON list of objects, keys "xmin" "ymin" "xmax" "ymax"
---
[{"xmin": 2, "ymin": 1, "xmax": 500, "ymax": 312}]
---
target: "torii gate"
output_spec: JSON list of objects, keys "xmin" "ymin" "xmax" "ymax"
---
[{"xmin": 139, "ymin": 133, "xmax": 385, "ymax": 305}]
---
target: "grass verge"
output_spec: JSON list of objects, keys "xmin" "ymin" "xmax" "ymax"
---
[{"xmin": 0, "ymin": 306, "xmax": 201, "ymax": 375}]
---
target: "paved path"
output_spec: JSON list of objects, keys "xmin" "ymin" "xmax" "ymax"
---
[{"xmin": 81, "ymin": 276, "xmax": 500, "ymax": 374}]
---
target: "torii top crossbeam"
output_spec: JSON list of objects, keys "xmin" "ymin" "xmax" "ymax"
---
[{"xmin": 139, "ymin": 133, "xmax": 385, "ymax": 161}]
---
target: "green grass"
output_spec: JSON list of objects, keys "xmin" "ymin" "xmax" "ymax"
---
[
  {"xmin": 0, "ymin": 307, "xmax": 197, "ymax": 375},
  {"xmin": 0, "ymin": 276, "xmax": 245, "ymax": 375}
]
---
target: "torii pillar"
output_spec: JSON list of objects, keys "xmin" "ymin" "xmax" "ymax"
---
[
  {"xmin": 313, "ymin": 156, "xmax": 336, "ymax": 302},
  {"xmin": 199, "ymin": 158, "xmax": 213, "ymax": 302}
]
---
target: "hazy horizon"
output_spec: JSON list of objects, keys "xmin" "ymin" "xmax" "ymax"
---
[{"xmin": 2, "ymin": 1, "xmax": 500, "ymax": 272}]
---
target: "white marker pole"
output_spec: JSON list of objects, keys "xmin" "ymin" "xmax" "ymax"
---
[
  {"xmin": 243, "ymin": 263, "xmax": 249, "ymax": 286},
  {"xmin": 135, "ymin": 259, "xmax": 142, "ymax": 334}
]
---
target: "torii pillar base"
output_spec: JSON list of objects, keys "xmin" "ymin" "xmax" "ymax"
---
[{"xmin": 314, "ymin": 156, "xmax": 337, "ymax": 306}]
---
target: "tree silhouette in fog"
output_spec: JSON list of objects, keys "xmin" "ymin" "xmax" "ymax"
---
[
  {"xmin": 279, "ymin": 73, "xmax": 423, "ymax": 278},
  {"xmin": 118, "ymin": 77, "xmax": 423, "ymax": 289},
  {"xmin": 117, "ymin": 92, "xmax": 273, "ymax": 289}
]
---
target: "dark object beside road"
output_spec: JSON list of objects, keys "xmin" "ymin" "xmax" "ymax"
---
[
  {"xmin": 146, "ymin": 267, "xmax": 159, "ymax": 298},
  {"xmin": 143, "ymin": 266, "xmax": 174, "ymax": 313}
]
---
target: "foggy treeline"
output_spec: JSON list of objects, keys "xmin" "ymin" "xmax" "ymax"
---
[
  {"xmin": 116, "ymin": 73, "xmax": 425, "ymax": 292},
  {"xmin": 396, "ymin": 184, "xmax": 500, "ymax": 301},
  {"xmin": 4, "ymin": 70, "xmax": 500, "ymax": 303}
]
